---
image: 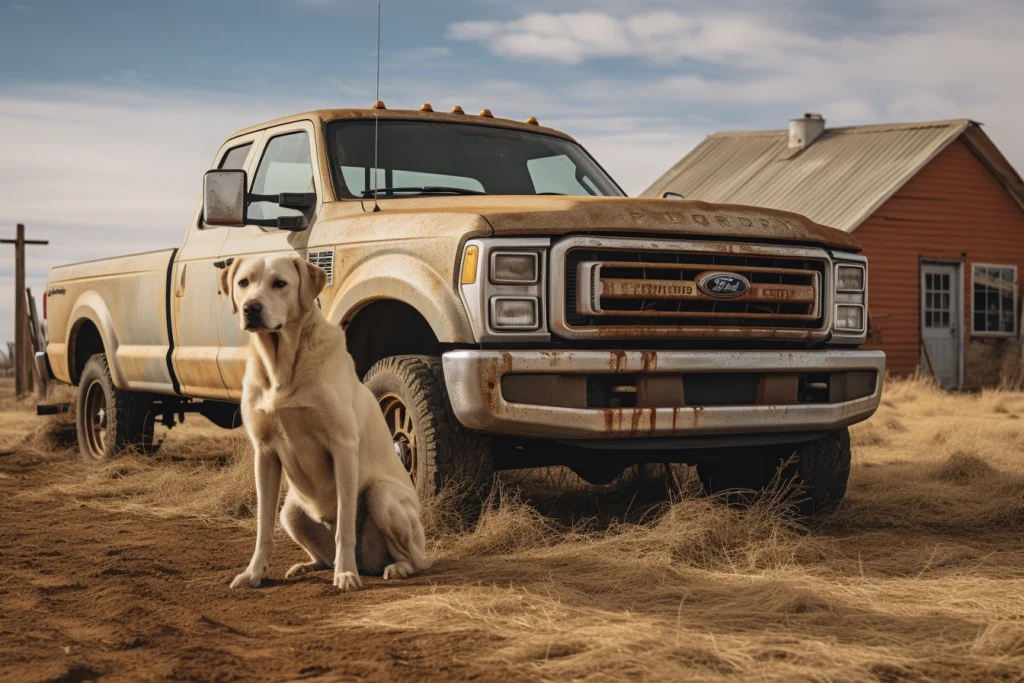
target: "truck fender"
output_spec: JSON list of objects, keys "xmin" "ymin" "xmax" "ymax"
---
[
  {"xmin": 66, "ymin": 291, "xmax": 128, "ymax": 389},
  {"xmin": 325, "ymin": 254, "xmax": 474, "ymax": 344}
]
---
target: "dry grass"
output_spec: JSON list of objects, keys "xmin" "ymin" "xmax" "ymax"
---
[{"xmin": 8, "ymin": 375, "xmax": 1024, "ymax": 680}]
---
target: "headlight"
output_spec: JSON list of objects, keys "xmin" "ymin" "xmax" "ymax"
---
[
  {"xmin": 458, "ymin": 238, "xmax": 550, "ymax": 342},
  {"xmin": 836, "ymin": 264, "xmax": 865, "ymax": 292},
  {"xmin": 491, "ymin": 252, "xmax": 539, "ymax": 284},
  {"xmin": 835, "ymin": 304, "xmax": 865, "ymax": 332},
  {"xmin": 832, "ymin": 258, "xmax": 867, "ymax": 338},
  {"xmin": 491, "ymin": 297, "xmax": 539, "ymax": 330}
]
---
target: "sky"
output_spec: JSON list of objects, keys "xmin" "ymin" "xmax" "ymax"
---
[{"xmin": 1, "ymin": 0, "xmax": 1023, "ymax": 350}]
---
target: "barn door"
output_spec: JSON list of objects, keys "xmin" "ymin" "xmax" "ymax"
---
[{"xmin": 920, "ymin": 263, "xmax": 961, "ymax": 388}]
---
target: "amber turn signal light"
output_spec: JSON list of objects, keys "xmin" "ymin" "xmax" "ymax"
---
[{"xmin": 461, "ymin": 245, "xmax": 479, "ymax": 285}]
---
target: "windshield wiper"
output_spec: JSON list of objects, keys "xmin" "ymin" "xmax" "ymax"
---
[{"xmin": 360, "ymin": 186, "xmax": 487, "ymax": 197}]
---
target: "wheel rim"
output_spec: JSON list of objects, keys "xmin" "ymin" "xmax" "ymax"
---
[
  {"xmin": 83, "ymin": 379, "xmax": 108, "ymax": 459},
  {"xmin": 377, "ymin": 392, "xmax": 416, "ymax": 482}
]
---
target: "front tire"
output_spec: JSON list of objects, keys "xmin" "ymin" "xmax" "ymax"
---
[
  {"xmin": 363, "ymin": 355, "xmax": 493, "ymax": 510},
  {"xmin": 76, "ymin": 354, "xmax": 155, "ymax": 462},
  {"xmin": 696, "ymin": 428, "xmax": 851, "ymax": 516}
]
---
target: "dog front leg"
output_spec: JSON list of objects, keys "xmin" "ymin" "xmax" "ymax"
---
[
  {"xmin": 331, "ymin": 439, "xmax": 362, "ymax": 591},
  {"xmin": 230, "ymin": 445, "xmax": 282, "ymax": 588}
]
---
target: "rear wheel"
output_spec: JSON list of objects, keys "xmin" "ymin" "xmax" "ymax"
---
[
  {"xmin": 696, "ymin": 428, "xmax": 851, "ymax": 516},
  {"xmin": 76, "ymin": 354, "xmax": 155, "ymax": 462},
  {"xmin": 364, "ymin": 355, "xmax": 493, "ymax": 514}
]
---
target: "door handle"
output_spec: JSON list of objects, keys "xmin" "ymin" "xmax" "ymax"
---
[{"xmin": 175, "ymin": 264, "xmax": 187, "ymax": 298}]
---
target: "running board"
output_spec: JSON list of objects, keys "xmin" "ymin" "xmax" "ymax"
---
[{"xmin": 37, "ymin": 402, "xmax": 71, "ymax": 416}]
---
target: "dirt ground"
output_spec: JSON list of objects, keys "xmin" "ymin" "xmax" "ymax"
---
[{"xmin": 1, "ymin": 376, "xmax": 1023, "ymax": 682}]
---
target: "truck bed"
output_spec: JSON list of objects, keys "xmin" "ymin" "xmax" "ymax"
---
[{"xmin": 46, "ymin": 248, "xmax": 177, "ymax": 395}]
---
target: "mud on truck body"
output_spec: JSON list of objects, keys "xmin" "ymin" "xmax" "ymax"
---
[{"xmin": 40, "ymin": 105, "xmax": 884, "ymax": 515}]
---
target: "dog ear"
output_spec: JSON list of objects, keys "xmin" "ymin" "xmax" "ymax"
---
[
  {"xmin": 294, "ymin": 256, "xmax": 328, "ymax": 312},
  {"xmin": 219, "ymin": 258, "xmax": 242, "ymax": 315}
]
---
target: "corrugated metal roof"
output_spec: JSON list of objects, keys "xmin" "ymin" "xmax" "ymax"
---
[{"xmin": 642, "ymin": 119, "xmax": 977, "ymax": 233}]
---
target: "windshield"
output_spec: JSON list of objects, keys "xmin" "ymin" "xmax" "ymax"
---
[{"xmin": 326, "ymin": 120, "xmax": 624, "ymax": 198}]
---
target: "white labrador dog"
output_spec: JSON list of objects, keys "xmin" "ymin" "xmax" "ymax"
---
[{"xmin": 221, "ymin": 254, "xmax": 430, "ymax": 591}]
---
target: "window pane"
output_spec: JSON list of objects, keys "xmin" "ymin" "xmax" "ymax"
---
[
  {"xmin": 925, "ymin": 311, "xmax": 933, "ymax": 327},
  {"xmin": 942, "ymin": 311, "xmax": 950, "ymax": 326},
  {"xmin": 219, "ymin": 143, "xmax": 252, "ymax": 170},
  {"xmin": 942, "ymin": 274, "xmax": 950, "ymax": 290},
  {"xmin": 527, "ymin": 155, "xmax": 597, "ymax": 196},
  {"xmin": 988, "ymin": 312, "xmax": 999, "ymax": 330},
  {"xmin": 926, "ymin": 273, "xmax": 933, "ymax": 289},
  {"xmin": 1003, "ymin": 290, "xmax": 1015, "ymax": 332},
  {"xmin": 393, "ymin": 169, "xmax": 484, "ymax": 192},
  {"xmin": 926, "ymin": 292, "xmax": 933, "ymax": 308},
  {"xmin": 975, "ymin": 312, "xmax": 986, "ymax": 331},
  {"xmin": 1002, "ymin": 268, "xmax": 1015, "ymax": 284},
  {"xmin": 942, "ymin": 293, "xmax": 950, "ymax": 309},
  {"xmin": 250, "ymin": 132, "xmax": 313, "ymax": 221}
]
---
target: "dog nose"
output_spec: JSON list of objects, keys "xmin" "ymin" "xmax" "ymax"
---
[{"xmin": 243, "ymin": 301, "xmax": 263, "ymax": 317}]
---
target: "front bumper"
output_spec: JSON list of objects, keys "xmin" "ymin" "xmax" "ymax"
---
[{"xmin": 442, "ymin": 349, "xmax": 885, "ymax": 440}]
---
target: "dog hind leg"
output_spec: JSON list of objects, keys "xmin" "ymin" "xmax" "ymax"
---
[
  {"xmin": 358, "ymin": 515, "xmax": 391, "ymax": 576},
  {"xmin": 365, "ymin": 482, "xmax": 432, "ymax": 580},
  {"xmin": 280, "ymin": 493, "xmax": 335, "ymax": 579}
]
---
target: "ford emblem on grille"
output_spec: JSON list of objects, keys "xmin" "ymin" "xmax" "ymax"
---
[{"xmin": 697, "ymin": 272, "xmax": 750, "ymax": 299}]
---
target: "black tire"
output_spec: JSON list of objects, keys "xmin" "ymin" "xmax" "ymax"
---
[
  {"xmin": 76, "ymin": 354, "xmax": 155, "ymax": 462},
  {"xmin": 696, "ymin": 428, "xmax": 851, "ymax": 516},
  {"xmin": 363, "ymin": 355, "xmax": 493, "ymax": 510}
]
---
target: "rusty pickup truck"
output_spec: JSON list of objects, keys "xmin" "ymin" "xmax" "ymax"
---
[{"xmin": 40, "ymin": 103, "xmax": 884, "ymax": 514}]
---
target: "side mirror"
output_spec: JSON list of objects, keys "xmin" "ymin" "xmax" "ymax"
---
[{"xmin": 204, "ymin": 170, "xmax": 246, "ymax": 227}]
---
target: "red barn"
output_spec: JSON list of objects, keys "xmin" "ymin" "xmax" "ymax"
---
[{"xmin": 644, "ymin": 117, "xmax": 1024, "ymax": 389}]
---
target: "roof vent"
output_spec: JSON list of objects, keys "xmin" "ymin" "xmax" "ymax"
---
[{"xmin": 789, "ymin": 113, "xmax": 825, "ymax": 149}]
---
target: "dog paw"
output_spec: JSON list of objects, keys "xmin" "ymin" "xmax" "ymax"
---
[
  {"xmin": 286, "ymin": 561, "xmax": 328, "ymax": 579},
  {"xmin": 333, "ymin": 570, "xmax": 362, "ymax": 591},
  {"xmin": 230, "ymin": 568, "xmax": 264, "ymax": 589},
  {"xmin": 383, "ymin": 562, "xmax": 413, "ymax": 580}
]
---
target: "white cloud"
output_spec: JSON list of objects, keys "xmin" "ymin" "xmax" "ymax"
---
[
  {"xmin": 449, "ymin": 4, "xmax": 1024, "ymax": 178},
  {"xmin": 450, "ymin": 11, "xmax": 816, "ymax": 66}
]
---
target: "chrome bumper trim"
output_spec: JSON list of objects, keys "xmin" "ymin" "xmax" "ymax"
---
[{"xmin": 441, "ymin": 349, "xmax": 885, "ymax": 439}]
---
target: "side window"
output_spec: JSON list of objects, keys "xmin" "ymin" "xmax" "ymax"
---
[
  {"xmin": 219, "ymin": 143, "xmax": 252, "ymax": 170},
  {"xmin": 249, "ymin": 132, "xmax": 313, "ymax": 221},
  {"xmin": 527, "ymin": 154, "xmax": 598, "ymax": 196}
]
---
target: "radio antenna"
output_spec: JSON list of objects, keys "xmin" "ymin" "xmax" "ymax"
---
[{"xmin": 372, "ymin": 1, "xmax": 381, "ymax": 212}]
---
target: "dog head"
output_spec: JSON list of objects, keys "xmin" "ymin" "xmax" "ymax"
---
[{"xmin": 220, "ymin": 255, "xmax": 328, "ymax": 333}]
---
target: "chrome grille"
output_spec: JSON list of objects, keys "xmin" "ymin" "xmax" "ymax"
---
[{"xmin": 552, "ymin": 237, "xmax": 831, "ymax": 341}]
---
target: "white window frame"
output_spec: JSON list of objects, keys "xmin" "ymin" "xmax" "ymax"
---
[{"xmin": 971, "ymin": 262, "xmax": 1018, "ymax": 338}]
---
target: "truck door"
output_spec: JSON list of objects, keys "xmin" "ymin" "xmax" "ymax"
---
[
  {"xmin": 171, "ymin": 132, "xmax": 262, "ymax": 399},
  {"xmin": 215, "ymin": 120, "xmax": 321, "ymax": 399}
]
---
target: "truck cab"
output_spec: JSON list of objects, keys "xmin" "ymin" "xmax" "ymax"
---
[{"xmin": 43, "ymin": 104, "xmax": 884, "ymax": 514}]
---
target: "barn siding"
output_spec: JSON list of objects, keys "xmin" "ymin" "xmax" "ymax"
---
[{"xmin": 855, "ymin": 138, "xmax": 1024, "ymax": 387}]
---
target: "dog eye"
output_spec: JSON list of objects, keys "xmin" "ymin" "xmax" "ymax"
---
[
  {"xmin": 237, "ymin": 278, "xmax": 249, "ymax": 288},
  {"xmin": 273, "ymin": 280, "xmax": 287, "ymax": 288}
]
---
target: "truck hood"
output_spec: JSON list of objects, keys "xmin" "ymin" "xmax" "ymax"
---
[
  {"xmin": 482, "ymin": 196, "xmax": 859, "ymax": 251},
  {"xmin": 376, "ymin": 195, "xmax": 860, "ymax": 251}
]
